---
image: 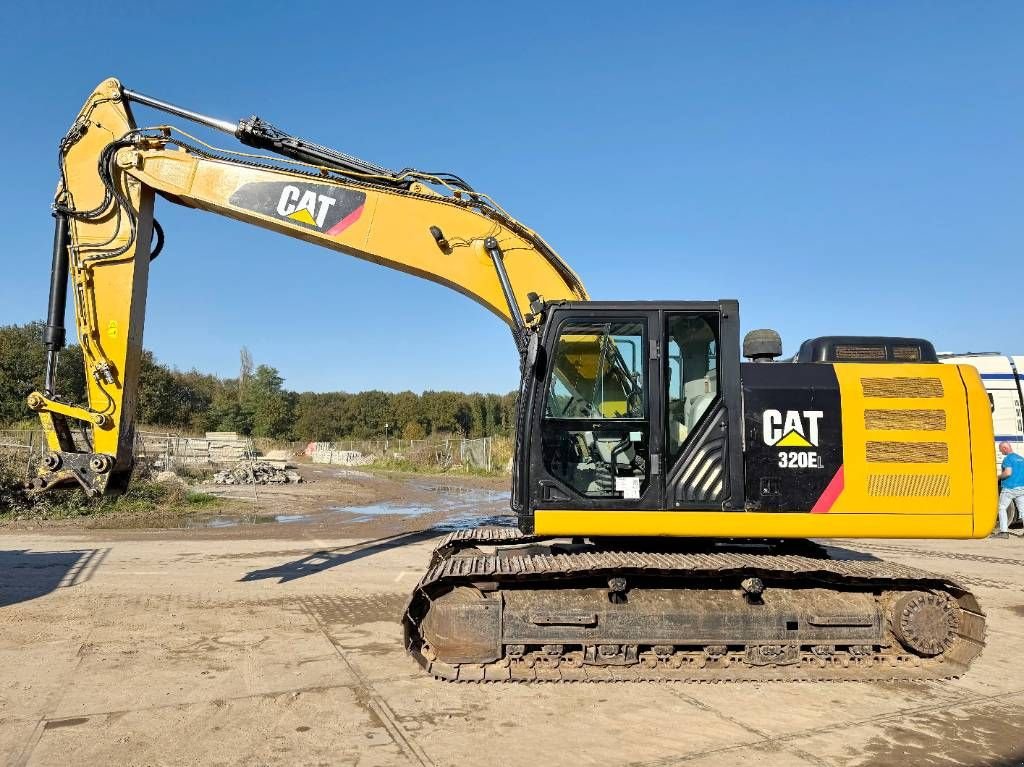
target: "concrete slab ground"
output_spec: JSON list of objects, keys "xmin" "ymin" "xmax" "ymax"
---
[{"xmin": 0, "ymin": 523, "xmax": 1022, "ymax": 766}]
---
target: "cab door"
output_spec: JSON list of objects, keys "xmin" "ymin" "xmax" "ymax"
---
[
  {"xmin": 528, "ymin": 310, "xmax": 664, "ymax": 511},
  {"xmin": 662, "ymin": 303, "xmax": 744, "ymax": 510}
]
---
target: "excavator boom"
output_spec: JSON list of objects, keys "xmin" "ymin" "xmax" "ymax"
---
[{"xmin": 30, "ymin": 78, "xmax": 586, "ymax": 495}]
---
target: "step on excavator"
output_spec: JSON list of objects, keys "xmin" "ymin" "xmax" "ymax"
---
[{"xmin": 28, "ymin": 78, "xmax": 995, "ymax": 682}]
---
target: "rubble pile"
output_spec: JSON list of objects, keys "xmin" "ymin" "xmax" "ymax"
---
[{"xmin": 213, "ymin": 461, "xmax": 302, "ymax": 485}]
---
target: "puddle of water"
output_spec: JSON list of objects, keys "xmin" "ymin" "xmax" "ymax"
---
[
  {"xmin": 195, "ymin": 517, "xmax": 239, "ymax": 529},
  {"xmin": 185, "ymin": 512, "xmax": 307, "ymax": 528},
  {"xmin": 186, "ymin": 482, "xmax": 511, "ymax": 529},
  {"xmin": 330, "ymin": 487, "xmax": 511, "ymax": 521},
  {"xmin": 330, "ymin": 503, "xmax": 435, "ymax": 517}
]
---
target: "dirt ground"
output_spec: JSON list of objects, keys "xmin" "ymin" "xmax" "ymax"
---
[
  {"xmin": 0, "ymin": 465, "xmax": 511, "ymax": 539},
  {"xmin": 1, "ymin": 469, "xmax": 1023, "ymax": 766}
]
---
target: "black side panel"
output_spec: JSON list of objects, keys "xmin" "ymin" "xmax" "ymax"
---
[
  {"xmin": 742, "ymin": 363, "xmax": 843, "ymax": 511},
  {"xmin": 665, "ymin": 402, "xmax": 729, "ymax": 507},
  {"xmin": 719, "ymin": 301, "xmax": 745, "ymax": 510}
]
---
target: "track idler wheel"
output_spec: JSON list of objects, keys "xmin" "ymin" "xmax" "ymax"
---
[{"xmin": 892, "ymin": 591, "xmax": 959, "ymax": 657}]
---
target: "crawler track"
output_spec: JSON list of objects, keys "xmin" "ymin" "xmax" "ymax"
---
[{"xmin": 404, "ymin": 529, "xmax": 986, "ymax": 683}]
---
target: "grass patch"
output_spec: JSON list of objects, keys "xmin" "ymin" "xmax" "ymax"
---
[
  {"xmin": 0, "ymin": 453, "xmax": 223, "ymax": 522},
  {"xmin": 173, "ymin": 464, "xmax": 218, "ymax": 483},
  {"xmin": 368, "ymin": 456, "xmax": 506, "ymax": 477},
  {"xmin": 368, "ymin": 435, "xmax": 514, "ymax": 476}
]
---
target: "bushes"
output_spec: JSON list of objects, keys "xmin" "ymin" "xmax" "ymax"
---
[{"xmin": 0, "ymin": 453, "xmax": 30, "ymax": 512}]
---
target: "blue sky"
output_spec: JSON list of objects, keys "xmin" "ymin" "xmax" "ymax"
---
[{"xmin": 1, "ymin": 2, "xmax": 1019, "ymax": 393}]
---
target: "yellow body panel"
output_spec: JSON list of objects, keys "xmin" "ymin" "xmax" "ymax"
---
[
  {"xmin": 829, "ymin": 363, "xmax": 977, "ymax": 515},
  {"xmin": 534, "ymin": 510, "xmax": 976, "ymax": 539},
  {"xmin": 964, "ymin": 366, "xmax": 999, "ymax": 533}
]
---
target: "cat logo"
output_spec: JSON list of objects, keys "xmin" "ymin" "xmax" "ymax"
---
[
  {"xmin": 276, "ymin": 185, "xmax": 336, "ymax": 228},
  {"xmin": 762, "ymin": 409, "xmax": 823, "ymax": 448},
  {"xmin": 229, "ymin": 180, "xmax": 366, "ymax": 235}
]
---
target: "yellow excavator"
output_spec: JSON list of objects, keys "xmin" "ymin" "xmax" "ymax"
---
[{"xmin": 29, "ymin": 78, "xmax": 995, "ymax": 682}]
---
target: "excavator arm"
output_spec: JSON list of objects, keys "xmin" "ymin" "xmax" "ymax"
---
[{"xmin": 29, "ymin": 77, "xmax": 588, "ymax": 495}]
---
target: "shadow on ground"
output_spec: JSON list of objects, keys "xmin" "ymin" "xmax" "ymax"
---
[
  {"xmin": 239, "ymin": 529, "xmax": 444, "ymax": 584},
  {"xmin": 0, "ymin": 548, "xmax": 109, "ymax": 607},
  {"xmin": 820, "ymin": 543, "xmax": 882, "ymax": 562}
]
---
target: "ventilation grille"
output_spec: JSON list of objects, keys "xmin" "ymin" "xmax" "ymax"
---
[
  {"xmin": 866, "ymin": 441, "xmax": 948, "ymax": 463},
  {"xmin": 864, "ymin": 409, "xmax": 946, "ymax": 431},
  {"xmin": 836, "ymin": 345, "xmax": 886, "ymax": 361},
  {"xmin": 861, "ymin": 377, "xmax": 944, "ymax": 398},
  {"xmin": 673, "ymin": 407, "xmax": 728, "ymax": 505},
  {"xmin": 892, "ymin": 346, "xmax": 922, "ymax": 361},
  {"xmin": 868, "ymin": 474, "xmax": 950, "ymax": 497}
]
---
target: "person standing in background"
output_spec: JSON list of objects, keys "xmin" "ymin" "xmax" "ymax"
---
[{"xmin": 995, "ymin": 442, "xmax": 1024, "ymax": 539}]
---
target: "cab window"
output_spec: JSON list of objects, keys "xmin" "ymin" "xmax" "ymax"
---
[
  {"xmin": 666, "ymin": 314, "xmax": 719, "ymax": 465},
  {"xmin": 541, "ymin": 320, "xmax": 649, "ymax": 499}
]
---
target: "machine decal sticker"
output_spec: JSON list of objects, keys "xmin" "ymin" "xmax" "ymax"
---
[
  {"xmin": 810, "ymin": 466, "xmax": 845, "ymax": 513},
  {"xmin": 229, "ymin": 181, "xmax": 365, "ymax": 235},
  {"xmin": 762, "ymin": 409, "xmax": 823, "ymax": 448},
  {"xmin": 763, "ymin": 409, "xmax": 824, "ymax": 469},
  {"xmin": 326, "ymin": 204, "xmax": 365, "ymax": 236},
  {"xmin": 742, "ymin": 363, "xmax": 843, "ymax": 511}
]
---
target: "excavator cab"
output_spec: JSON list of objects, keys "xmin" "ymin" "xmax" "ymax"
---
[{"xmin": 514, "ymin": 301, "xmax": 743, "ymax": 530}]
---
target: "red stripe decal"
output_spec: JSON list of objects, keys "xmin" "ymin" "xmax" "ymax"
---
[
  {"xmin": 810, "ymin": 465, "xmax": 844, "ymax": 514},
  {"xmin": 326, "ymin": 204, "xmax": 364, "ymax": 236}
]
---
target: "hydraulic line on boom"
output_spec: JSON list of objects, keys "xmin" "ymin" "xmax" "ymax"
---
[{"xmin": 29, "ymin": 78, "xmax": 587, "ymax": 496}]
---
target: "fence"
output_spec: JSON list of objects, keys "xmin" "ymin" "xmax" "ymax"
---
[
  {"xmin": 307, "ymin": 438, "xmax": 435, "ymax": 456},
  {"xmin": 460, "ymin": 437, "xmax": 494, "ymax": 471},
  {"xmin": 136, "ymin": 431, "xmax": 258, "ymax": 468},
  {"xmin": 0, "ymin": 430, "xmax": 44, "ymax": 457},
  {"xmin": 308, "ymin": 435, "xmax": 500, "ymax": 471},
  {"xmin": 2, "ymin": 428, "xmax": 507, "ymax": 472}
]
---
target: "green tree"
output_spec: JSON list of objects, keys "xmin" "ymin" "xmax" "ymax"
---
[
  {"xmin": 241, "ymin": 365, "xmax": 293, "ymax": 438},
  {"xmin": 500, "ymin": 392, "xmax": 518, "ymax": 436},
  {"xmin": 292, "ymin": 392, "xmax": 348, "ymax": 442},
  {"xmin": 174, "ymin": 369, "xmax": 224, "ymax": 432},
  {"xmin": 390, "ymin": 391, "xmax": 423, "ymax": 435},
  {"xmin": 210, "ymin": 388, "xmax": 248, "ymax": 433},
  {"xmin": 401, "ymin": 420, "xmax": 426, "ymax": 440},
  {"xmin": 0, "ymin": 322, "xmax": 85, "ymax": 425},
  {"xmin": 137, "ymin": 351, "xmax": 183, "ymax": 426}
]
